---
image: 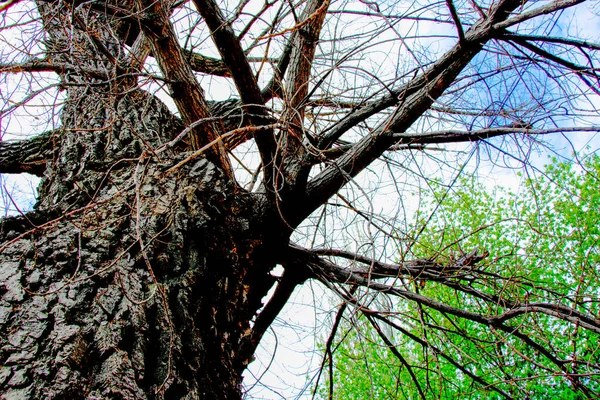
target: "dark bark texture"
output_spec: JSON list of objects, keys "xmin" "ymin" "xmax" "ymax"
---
[
  {"xmin": 0, "ymin": 91, "xmax": 278, "ymax": 399},
  {"xmin": 0, "ymin": 4, "xmax": 280, "ymax": 397}
]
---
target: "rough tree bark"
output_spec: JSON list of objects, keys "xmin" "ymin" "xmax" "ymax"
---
[
  {"xmin": 1, "ymin": 1, "xmax": 283, "ymax": 397},
  {"xmin": 0, "ymin": 0, "xmax": 598, "ymax": 398}
]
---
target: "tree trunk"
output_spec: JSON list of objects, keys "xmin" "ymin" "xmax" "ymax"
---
[
  {"xmin": 0, "ymin": 88, "xmax": 280, "ymax": 399},
  {"xmin": 0, "ymin": 2, "xmax": 287, "ymax": 398}
]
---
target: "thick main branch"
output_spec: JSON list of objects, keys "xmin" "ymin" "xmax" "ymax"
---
[
  {"xmin": 0, "ymin": 131, "xmax": 54, "ymax": 176},
  {"xmin": 136, "ymin": 0, "xmax": 231, "ymax": 175},
  {"xmin": 277, "ymin": 0, "xmax": 331, "ymax": 203},
  {"xmin": 193, "ymin": 0, "xmax": 277, "ymax": 187},
  {"xmin": 297, "ymin": 0, "xmax": 527, "ymax": 224}
]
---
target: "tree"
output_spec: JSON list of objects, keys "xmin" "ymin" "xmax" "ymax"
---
[
  {"xmin": 315, "ymin": 154, "xmax": 600, "ymax": 399},
  {"xmin": 0, "ymin": 0, "xmax": 598, "ymax": 398}
]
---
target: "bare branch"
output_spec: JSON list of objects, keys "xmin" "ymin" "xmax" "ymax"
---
[
  {"xmin": 493, "ymin": 0, "xmax": 586, "ymax": 30},
  {"xmin": 314, "ymin": 1, "xmax": 523, "ymax": 152},
  {"xmin": 364, "ymin": 312, "xmax": 513, "ymax": 399},
  {"xmin": 329, "ymin": 289, "xmax": 513, "ymax": 398},
  {"xmin": 276, "ymin": 0, "xmax": 331, "ymax": 203},
  {"xmin": 306, "ymin": 254, "xmax": 595, "ymax": 396},
  {"xmin": 125, "ymin": 32, "xmax": 152, "ymax": 74},
  {"xmin": 313, "ymin": 288, "xmax": 355, "ymax": 400},
  {"xmin": 365, "ymin": 315, "xmax": 427, "ymax": 400},
  {"xmin": 0, "ymin": 0, "xmax": 22, "ymax": 12},
  {"xmin": 261, "ymin": 34, "xmax": 294, "ymax": 101},
  {"xmin": 192, "ymin": 0, "xmax": 265, "ymax": 106},
  {"xmin": 193, "ymin": 0, "xmax": 277, "ymax": 188},
  {"xmin": 499, "ymin": 33, "xmax": 600, "ymax": 52},
  {"xmin": 301, "ymin": 0, "xmax": 526, "ymax": 224},
  {"xmin": 445, "ymin": 0, "xmax": 465, "ymax": 42},
  {"xmin": 0, "ymin": 131, "xmax": 54, "ymax": 177},
  {"xmin": 240, "ymin": 266, "xmax": 307, "ymax": 367},
  {"xmin": 185, "ymin": 50, "xmax": 276, "ymax": 77},
  {"xmin": 505, "ymin": 36, "xmax": 600, "ymax": 92},
  {"xmin": 390, "ymin": 125, "xmax": 600, "ymax": 144},
  {"xmin": 317, "ymin": 244, "xmax": 600, "ymax": 336},
  {"xmin": 319, "ymin": 125, "xmax": 600, "ymax": 160},
  {"xmin": 0, "ymin": 60, "xmax": 108, "ymax": 80},
  {"xmin": 306, "ymin": 247, "xmax": 600, "ymax": 335},
  {"xmin": 282, "ymin": 0, "xmax": 330, "ymax": 116},
  {"xmin": 136, "ymin": 0, "xmax": 232, "ymax": 175}
]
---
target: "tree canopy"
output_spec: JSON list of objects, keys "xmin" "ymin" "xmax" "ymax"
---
[{"xmin": 316, "ymin": 154, "xmax": 600, "ymax": 399}]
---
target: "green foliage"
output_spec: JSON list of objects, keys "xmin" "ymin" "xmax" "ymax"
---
[{"xmin": 315, "ymin": 155, "xmax": 600, "ymax": 399}]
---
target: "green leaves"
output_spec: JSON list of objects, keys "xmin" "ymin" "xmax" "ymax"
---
[{"xmin": 315, "ymin": 155, "xmax": 600, "ymax": 399}]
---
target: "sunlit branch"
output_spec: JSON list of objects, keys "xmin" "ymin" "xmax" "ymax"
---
[
  {"xmin": 500, "ymin": 33, "xmax": 600, "ymax": 52},
  {"xmin": 493, "ymin": 0, "xmax": 586, "ymax": 30},
  {"xmin": 283, "ymin": 0, "xmax": 330, "ymax": 115},
  {"xmin": 136, "ymin": 0, "xmax": 232, "ymax": 175},
  {"xmin": 276, "ymin": 0, "xmax": 331, "ymax": 202}
]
